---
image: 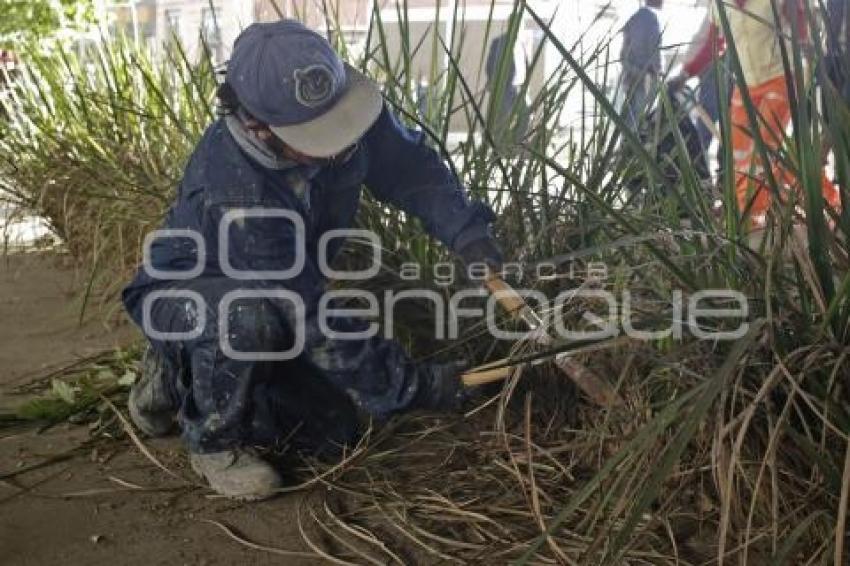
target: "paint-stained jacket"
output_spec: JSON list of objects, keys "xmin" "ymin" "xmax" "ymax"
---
[{"xmin": 122, "ymin": 105, "xmax": 495, "ymax": 312}]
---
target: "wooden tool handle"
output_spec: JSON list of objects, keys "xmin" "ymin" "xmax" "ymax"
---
[
  {"xmin": 555, "ymin": 355, "xmax": 622, "ymax": 407},
  {"xmin": 461, "ymin": 365, "xmax": 514, "ymax": 386},
  {"xmin": 484, "ymin": 274, "xmax": 546, "ymax": 330},
  {"xmin": 483, "ymin": 276, "xmax": 528, "ymax": 318},
  {"xmin": 478, "ymin": 274, "xmax": 624, "ymax": 407}
]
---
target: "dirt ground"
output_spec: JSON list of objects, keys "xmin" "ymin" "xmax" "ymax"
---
[{"xmin": 0, "ymin": 253, "xmax": 320, "ymax": 565}]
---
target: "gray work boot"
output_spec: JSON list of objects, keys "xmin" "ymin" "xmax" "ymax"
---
[
  {"xmin": 128, "ymin": 345, "xmax": 179, "ymax": 437},
  {"xmin": 190, "ymin": 450, "xmax": 283, "ymax": 501}
]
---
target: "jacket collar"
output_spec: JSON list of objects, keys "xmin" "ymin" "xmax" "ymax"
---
[{"xmin": 224, "ymin": 113, "xmax": 298, "ymax": 171}]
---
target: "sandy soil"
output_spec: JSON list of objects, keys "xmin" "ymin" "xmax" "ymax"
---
[
  {"xmin": 0, "ymin": 253, "xmax": 319, "ymax": 565},
  {"xmin": 0, "ymin": 253, "xmax": 136, "ymax": 390}
]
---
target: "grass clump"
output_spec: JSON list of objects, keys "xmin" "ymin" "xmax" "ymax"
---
[{"xmin": 0, "ymin": 36, "xmax": 216, "ymax": 299}]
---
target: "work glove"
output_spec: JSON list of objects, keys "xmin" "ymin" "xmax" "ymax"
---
[
  {"xmin": 456, "ymin": 236, "xmax": 504, "ymax": 271},
  {"xmin": 452, "ymin": 203, "xmax": 502, "ymax": 271},
  {"xmin": 412, "ymin": 360, "xmax": 470, "ymax": 412}
]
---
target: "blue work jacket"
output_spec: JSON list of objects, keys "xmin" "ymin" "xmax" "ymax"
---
[{"xmin": 123, "ymin": 104, "xmax": 494, "ymax": 314}]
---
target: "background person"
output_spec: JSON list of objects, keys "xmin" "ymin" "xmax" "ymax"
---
[
  {"xmin": 619, "ymin": 0, "xmax": 664, "ymax": 129},
  {"xmin": 484, "ymin": 32, "xmax": 530, "ymax": 149},
  {"xmin": 670, "ymin": 0, "xmax": 840, "ymax": 228},
  {"xmin": 675, "ymin": 15, "xmax": 732, "ymax": 156},
  {"xmin": 825, "ymin": 0, "xmax": 849, "ymax": 103}
]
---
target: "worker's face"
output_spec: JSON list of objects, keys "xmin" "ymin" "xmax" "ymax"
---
[
  {"xmin": 240, "ymin": 113, "xmax": 357, "ymax": 167},
  {"xmin": 240, "ymin": 115, "xmax": 317, "ymax": 165}
]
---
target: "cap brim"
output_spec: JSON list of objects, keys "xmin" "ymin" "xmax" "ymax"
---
[{"xmin": 269, "ymin": 64, "xmax": 382, "ymax": 159}]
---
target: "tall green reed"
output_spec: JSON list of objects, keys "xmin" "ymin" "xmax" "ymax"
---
[{"xmin": 0, "ymin": 34, "xmax": 216, "ymax": 300}]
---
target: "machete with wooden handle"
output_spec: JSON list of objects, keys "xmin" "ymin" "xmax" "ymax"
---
[{"xmin": 460, "ymin": 273, "xmax": 623, "ymax": 407}]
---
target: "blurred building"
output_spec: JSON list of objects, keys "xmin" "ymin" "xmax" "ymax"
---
[
  {"xmin": 106, "ymin": 1, "xmax": 254, "ymax": 62},
  {"xmin": 101, "ymin": 1, "xmax": 707, "ymax": 132}
]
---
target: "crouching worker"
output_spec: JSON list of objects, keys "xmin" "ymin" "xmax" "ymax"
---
[{"xmin": 121, "ymin": 20, "xmax": 502, "ymax": 500}]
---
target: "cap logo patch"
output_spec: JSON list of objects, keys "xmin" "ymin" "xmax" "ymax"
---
[{"xmin": 293, "ymin": 64, "xmax": 336, "ymax": 108}]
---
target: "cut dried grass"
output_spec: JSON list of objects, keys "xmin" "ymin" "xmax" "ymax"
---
[{"xmin": 292, "ymin": 318, "xmax": 847, "ymax": 564}]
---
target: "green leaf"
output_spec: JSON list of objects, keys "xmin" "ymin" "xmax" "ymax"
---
[
  {"xmin": 51, "ymin": 378, "xmax": 76, "ymax": 405},
  {"xmin": 117, "ymin": 370, "xmax": 137, "ymax": 387}
]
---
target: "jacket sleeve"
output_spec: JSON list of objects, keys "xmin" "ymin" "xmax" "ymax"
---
[
  {"xmin": 682, "ymin": 19, "xmax": 723, "ymax": 78},
  {"xmin": 362, "ymin": 105, "xmax": 496, "ymax": 251}
]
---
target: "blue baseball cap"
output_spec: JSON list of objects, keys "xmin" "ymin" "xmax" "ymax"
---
[{"xmin": 226, "ymin": 20, "xmax": 383, "ymax": 158}]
